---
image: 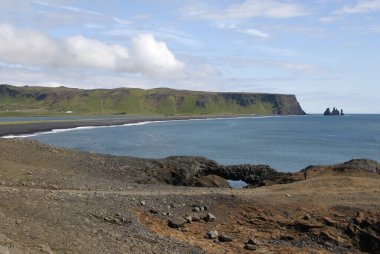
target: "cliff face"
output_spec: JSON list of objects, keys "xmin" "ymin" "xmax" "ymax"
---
[{"xmin": 0, "ymin": 84, "xmax": 306, "ymax": 116}]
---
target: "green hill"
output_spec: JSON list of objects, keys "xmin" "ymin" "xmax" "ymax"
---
[{"xmin": 0, "ymin": 84, "xmax": 306, "ymax": 116}]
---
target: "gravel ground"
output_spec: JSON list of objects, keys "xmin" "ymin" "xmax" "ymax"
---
[{"xmin": 0, "ymin": 138, "xmax": 379, "ymax": 253}]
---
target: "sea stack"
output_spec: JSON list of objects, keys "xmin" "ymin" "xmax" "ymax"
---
[{"xmin": 324, "ymin": 107, "xmax": 344, "ymax": 116}]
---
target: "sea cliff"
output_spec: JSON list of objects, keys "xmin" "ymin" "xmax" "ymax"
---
[{"xmin": 0, "ymin": 84, "xmax": 305, "ymax": 116}]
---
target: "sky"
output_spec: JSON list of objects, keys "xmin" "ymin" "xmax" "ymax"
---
[{"xmin": 0, "ymin": 1, "xmax": 379, "ymax": 113}]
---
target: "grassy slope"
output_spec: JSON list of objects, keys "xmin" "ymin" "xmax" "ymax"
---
[{"xmin": 0, "ymin": 85, "xmax": 305, "ymax": 116}]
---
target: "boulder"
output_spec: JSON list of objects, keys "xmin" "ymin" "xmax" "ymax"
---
[
  {"xmin": 244, "ymin": 244, "xmax": 257, "ymax": 250},
  {"xmin": 168, "ymin": 217, "xmax": 187, "ymax": 228},
  {"xmin": 245, "ymin": 238, "xmax": 261, "ymax": 246},
  {"xmin": 218, "ymin": 234, "xmax": 233, "ymax": 242},
  {"xmin": 206, "ymin": 230, "xmax": 218, "ymax": 239}
]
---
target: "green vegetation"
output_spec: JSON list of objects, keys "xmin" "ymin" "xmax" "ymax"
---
[{"xmin": 0, "ymin": 84, "xmax": 305, "ymax": 116}]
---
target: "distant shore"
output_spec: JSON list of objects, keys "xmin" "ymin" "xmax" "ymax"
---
[{"xmin": 0, "ymin": 114, "xmax": 261, "ymax": 137}]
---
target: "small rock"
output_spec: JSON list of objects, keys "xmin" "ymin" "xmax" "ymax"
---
[
  {"xmin": 323, "ymin": 217, "xmax": 336, "ymax": 226},
  {"xmin": 204, "ymin": 213, "xmax": 216, "ymax": 222},
  {"xmin": 40, "ymin": 243, "xmax": 54, "ymax": 254},
  {"xmin": 140, "ymin": 200, "xmax": 146, "ymax": 206},
  {"xmin": 244, "ymin": 244, "xmax": 257, "ymax": 250},
  {"xmin": 104, "ymin": 217, "xmax": 112, "ymax": 222},
  {"xmin": 303, "ymin": 214, "xmax": 311, "ymax": 220},
  {"xmin": 168, "ymin": 217, "xmax": 187, "ymax": 228},
  {"xmin": 213, "ymin": 239, "xmax": 219, "ymax": 243},
  {"xmin": 286, "ymin": 193, "xmax": 291, "ymax": 198},
  {"xmin": 181, "ymin": 227, "xmax": 189, "ymax": 232},
  {"xmin": 207, "ymin": 230, "xmax": 218, "ymax": 239},
  {"xmin": 219, "ymin": 234, "xmax": 233, "ymax": 242},
  {"xmin": 192, "ymin": 206, "xmax": 201, "ymax": 212},
  {"xmin": 192, "ymin": 214, "xmax": 201, "ymax": 222},
  {"xmin": 121, "ymin": 217, "xmax": 131, "ymax": 223},
  {"xmin": 149, "ymin": 209, "xmax": 158, "ymax": 215},
  {"xmin": 245, "ymin": 238, "xmax": 261, "ymax": 246},
  {"xmin": 185, "ymin": 216, "xmax": 192, "ymax": 223},
  {"xmin": 356, "ymin": 211, "xmax": 364, "ymax": 218}
]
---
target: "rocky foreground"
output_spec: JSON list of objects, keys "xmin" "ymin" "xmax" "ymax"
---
[{"xmin": 0, "ymin": 138, "xmax": 379, "ymax": 253}]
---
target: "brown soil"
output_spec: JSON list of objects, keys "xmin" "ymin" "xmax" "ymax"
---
[{"xmin": 0, "ymin": 138, "xmax": 379, "ymax": 253}]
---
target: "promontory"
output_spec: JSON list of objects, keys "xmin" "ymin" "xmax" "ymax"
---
[{"xmin": 0, "ymin": 84, "xmax": 305, "ymax": 116}]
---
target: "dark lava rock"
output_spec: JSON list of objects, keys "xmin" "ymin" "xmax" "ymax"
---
[
  {"xmin": 245, "ymin": 238, "xmax": 261, "ymax": 246},
  {"xmin": 244, "ymin": 244, "xmax": 257, "ymax": 250},
  {"xmin": 214, "ymin": 164, "xmax": 282, "ymax": 186},
  {"xmin": 192, "ymin": 214, "xmax": 201, "ymax": 222},
  {"xmin": 334, "ymin": 159, "xmax": 380, "ymax": 174},
  {"xmin": 206, "ymin": 230, "xmax": 218, "ymax": 239},
  {"xmin": 192, "ymin": 206, "xmax": 201, "ymax": 212},
  {"xmin": 194, "ymin": 174, "xmax": 229, "ymax": 188},
  {"xmin": 204, "ymin": 213, "xmax": 216, "ymax": 222},
  {"xmin": 149, "ymin": 209, "xmax": 158, "ymax": 215},
  {"xmin": 168, "ymin": 217, "xmax": 187, "ymax": 228},
  {"xmin": 218, "ymin": 234, "xmax": 233, "ymax": 242},
  {"xmin": 346, "ymin": 213, "xmax": 380, "ymax": 253},
  {"xmin": 303, "ymin": 214, "xmax": 311, "ymax": 220},
  {"xmin": 147, "ymin": 156, "xmax": 283, "ymax": 188}
]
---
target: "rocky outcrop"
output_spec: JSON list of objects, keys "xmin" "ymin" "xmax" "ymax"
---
[
  {"xmin": 146, "ymin": 157, "xmax": 380, "ymax": 188},
  {"xmin": 302, "ymin": 159, "xmax": 380, "ymax": 177},
  {"xmin": 144, "ymin": 156, "xmax": 283, "ymax": 187},
  {"xmin": 210, "ymin": 164, "xmax": 282, "ymax": 186},
  {"xmin": 324, "ymin": 107, "xmax": 344, "ymax": 116},
  {"xmin": 334, "ymin": 159, "xmax": 380, "ymax": 174}
]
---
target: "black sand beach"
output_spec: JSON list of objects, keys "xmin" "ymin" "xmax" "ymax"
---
[{"xmin": 0, "ymin": 115, "xmax": 254, "ymax": 137}]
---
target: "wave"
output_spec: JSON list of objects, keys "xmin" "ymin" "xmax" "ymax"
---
[{"xmin": 1, "ymin": 115, "xmax": 296, "ymax": 139}]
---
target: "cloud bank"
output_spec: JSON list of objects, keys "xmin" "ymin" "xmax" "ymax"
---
[{"xmin": 0, "ymin": 24, "xmax": 184, "ymax": 77}]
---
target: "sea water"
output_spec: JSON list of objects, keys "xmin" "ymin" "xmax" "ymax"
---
[{"xmin": 18, "ymin": 114, "xmax": 380, "ymax": 172}]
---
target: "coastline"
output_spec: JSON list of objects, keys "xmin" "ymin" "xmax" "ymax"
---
[{"xmin": 0, "ymin": 114, "xmax": 286, "ymax": 137}]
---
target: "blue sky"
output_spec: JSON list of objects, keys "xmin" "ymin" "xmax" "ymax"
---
[{"xmin": 0, "ymin": 0, "xmax": 379, "ymax": 113}]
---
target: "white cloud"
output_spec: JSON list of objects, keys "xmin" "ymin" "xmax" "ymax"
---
[
  {"xmin": 0, "ymin": 24, "xmax": 59, "ymax": 66},
  {"xmin": 182, "ymin": 0, "xmax": 310, "ymax": 20},
  {"xmin": 242, "ymin": 28, "xmax": 269, "ymax": 38},
  {"xmin": 64, "ymin": 35, "xmax": 129, "ymax": 70},
  {"xmin": 128, "ymin": 34, "xmax": 185, "ymax": 76},
  {"xmin": 0, "ymin": 24, "xmax": 184, "ymax": 77},
  {"xmin": 225, "ymin": 0, "xmax": 309, "ymax": 18},
  {"xmin": 335, "ymin": 0, "xmax": 380, "ymax": 14},
  {"xmin": 216, "ymin": 23, "xmax": 270, "ymax": 38}
]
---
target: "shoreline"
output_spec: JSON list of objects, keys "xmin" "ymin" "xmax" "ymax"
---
[{"xmin": 0, "ymin": 114, "xmax": 291, "ymax": 138}]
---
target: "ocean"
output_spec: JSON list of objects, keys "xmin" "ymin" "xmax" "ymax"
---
[{"xmin": 14, "ymin": 114, "xmax": 380, "ymax": 173}]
